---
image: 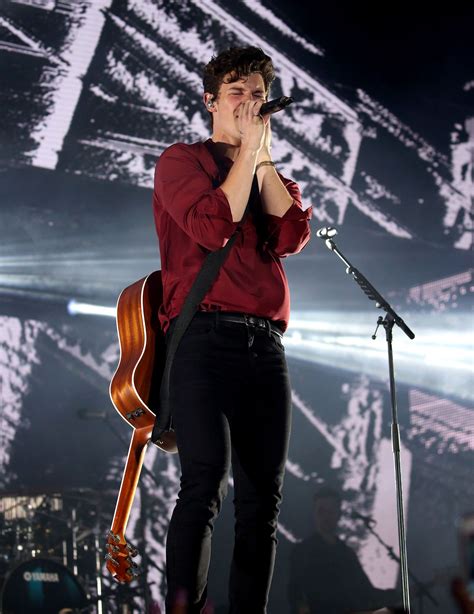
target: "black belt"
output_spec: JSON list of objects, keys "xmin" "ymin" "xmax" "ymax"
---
[{"xmin": 191, "ymin": 311, "xmax": 284, "ymax": 339}]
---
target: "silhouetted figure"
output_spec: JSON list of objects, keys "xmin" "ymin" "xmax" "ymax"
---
[{"xmin": 288, "ymin": 488, "xmax": 399, "ymax": 614}]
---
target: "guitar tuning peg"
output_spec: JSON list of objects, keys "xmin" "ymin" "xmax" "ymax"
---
[
  {"xmin": 127, "ymin": 545, "xmax": 138, "ymax": 557},
  {"xmin": 129, "ymin": 565, "xmax": 142, "ymax": 578},
  {"xmin": 108, "ymin": 531, "xmax": 121, "ymax": 543},
  {"xmin": 104, "ymin": 552, "xmax": 119, "ymax": 567},
  {"xmin": 126, "ymin": 557, "xmax": 139, "ymax": 568}
]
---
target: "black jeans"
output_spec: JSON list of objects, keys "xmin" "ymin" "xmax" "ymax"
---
[{"xmin": 164, "ymin": 312, "xmax": 292, "ymax": 614}]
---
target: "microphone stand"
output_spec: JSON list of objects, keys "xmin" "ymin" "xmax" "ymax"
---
[
  {"xmin": 319, "ymin": 228, "xmax": 415, "ymax": 614},
  {"xmin": 355, "ymin": 515, "xmax": 439, "ymax": 613}
]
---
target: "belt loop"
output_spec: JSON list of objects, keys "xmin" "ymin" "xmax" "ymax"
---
[
  {"xmin": 215, "ymin": 309, "xmax": 220, "ymax": 330},
  {"xmin": 244, "ymin": 314, "xmax": 254, "ymax": 347},
  {"xmin": 266, "ymin": 319, "xmax": 272, "ymax": 337}
]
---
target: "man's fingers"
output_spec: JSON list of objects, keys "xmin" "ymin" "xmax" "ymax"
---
[
  {"xmin": 240, "ymin": 100, "xmax": 263, "ymax": 118},
  {"xmin": 253, "ymin": 100, "xmax": 264, "ymax": 116},
  {"xmin": 236, "ymin": 101, "xmax": 265, "ymax": 147},
  {"xmin": 247, "ymin": 100, "xmax": 259, "ymax": 120}
]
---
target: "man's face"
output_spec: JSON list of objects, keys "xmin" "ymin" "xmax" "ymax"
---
[
  {"xmin": 207, "ymin": 71, "xmax": 267, "ymax": 141},
  {"xmin": 314, "ymin": 497, "xmax": 341, "ymax": 536}
]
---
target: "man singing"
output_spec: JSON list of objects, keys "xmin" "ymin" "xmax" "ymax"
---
[{"xmin": 153, "ymin": 46, "xmax": 312, "ymax": 613}]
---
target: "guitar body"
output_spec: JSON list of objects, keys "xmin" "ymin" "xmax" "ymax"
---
[
  {"xmin": 109, "ymin": 270, "xmax": 175, "ymax": 449},
  {"xmin": 106, "ymin": 271, "xmax": 177, "ymax": 583}
]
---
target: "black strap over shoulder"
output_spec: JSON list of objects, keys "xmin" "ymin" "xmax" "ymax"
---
[{"xmin": 151, "ymin": 177, "xmax": 256, "ymax": 444}]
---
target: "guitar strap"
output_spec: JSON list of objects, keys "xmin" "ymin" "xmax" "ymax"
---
[{"xmin": 151, "ymin": 175, "xmax": 258, "ymax": 445}]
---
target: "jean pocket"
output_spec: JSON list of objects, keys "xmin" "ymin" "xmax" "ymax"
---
[
  {"xmin": 188, "ymin": 320, "xmax": 216, "ymax": 335},
  {"xmin": 268, "ymin": 330, "xmax": 285, "ymax": 352},
  {"xmin": 178, "ymin": 322, "xmax": 216, "ymax": 345},
  {"xmin": 167, "ymin": 318, "xmax": 215, "ymax": 341}
]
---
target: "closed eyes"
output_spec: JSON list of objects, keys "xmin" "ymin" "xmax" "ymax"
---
[{"xmin": 229, "ymin": 92, "xmax": 266, "ymax": 100}]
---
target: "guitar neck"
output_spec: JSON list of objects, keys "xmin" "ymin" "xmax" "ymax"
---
[{"xmin": 110, "ymin": 426, "xmax": 151, "ymax": 541}]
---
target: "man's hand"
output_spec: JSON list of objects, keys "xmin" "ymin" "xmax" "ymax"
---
[
  {"xmin": 220, "ymin": 99, "xmax": 266, "ymax": 222},
  {"xmin": 252, "ymin": 113, "xmax": 294, "ymax": 218},
  {"xmin": 236, "ymin": 100, "xmax": 265, "ymax": 153},
  {"xmin": 257, "ymin": 116, "xmax": 272, "ymax": 165}
]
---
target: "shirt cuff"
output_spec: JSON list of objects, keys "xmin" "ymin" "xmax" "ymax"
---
[
  {"xmin": 199, "ymin": 187, "xmax": 235, "ymax": 223},
  {"xmin": 265, "ymin": 202, "xmax": 313, "ymax": 225}
]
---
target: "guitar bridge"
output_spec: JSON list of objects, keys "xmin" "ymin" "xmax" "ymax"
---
[{"xmin": 125, "ymin": 408, "xmax": 145, "ymax": 421}]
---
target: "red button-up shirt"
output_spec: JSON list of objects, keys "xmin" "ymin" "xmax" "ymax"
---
[{"xmin": 153, "ymin": 140, "xmax": 312, "ymax": 333}]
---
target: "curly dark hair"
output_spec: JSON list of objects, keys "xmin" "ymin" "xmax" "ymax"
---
[{"xmin": 202, "ymin": 46, "xmax": 275, "ymax": 111}]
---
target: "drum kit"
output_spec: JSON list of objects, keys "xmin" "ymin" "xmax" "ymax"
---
[{"xmin": 0, "ymin": 490, "xmax": 144, "ymax": 613}]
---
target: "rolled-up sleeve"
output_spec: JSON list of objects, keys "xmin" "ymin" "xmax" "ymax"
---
[
  {"xmin": 154, "ymin": 143, "xmax": 238, "ymax": 251},
  {"xmin": 265, "ymin": 175, "xmax": 312, "ymax": 258}
]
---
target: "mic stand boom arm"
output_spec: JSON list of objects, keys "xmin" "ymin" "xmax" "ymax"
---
[
  {"xmin": 322, "ymin": 232, "xmax": 415, "ymax": 614},
  {"xmin": 324, "ymin": 236, "xmax": 414, "ymax": 340}
]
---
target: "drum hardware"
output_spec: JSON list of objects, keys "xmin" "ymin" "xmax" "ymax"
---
[
  {"xmin": 71, "ymin": 506, "xmax": 79, "ymax": 576},
  {"xmin": 76, "ymin": 527, "xmax": 95, "ymax": 542},
  {"xmin": 0, "ymin": 491, "xmax": 105, "ymax": 610},
  {"xmin": 93, "ymin": 531, "xmax": 105, "ymax": 614},
  {"xmin": 0, "ymin": 489, "xmax": 146, "ymax": 613},
  {"xmin": 0, "ymin": 493, "xmax": 63, "ymax": 520}
]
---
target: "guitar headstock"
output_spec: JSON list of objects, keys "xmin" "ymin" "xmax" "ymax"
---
[{"xmin": 105, "ymin": 531, "xmax": 140, "ymax": 583}]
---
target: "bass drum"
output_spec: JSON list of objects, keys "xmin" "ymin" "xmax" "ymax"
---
[{"xmin": 1, "ymin": 558, "xmax": 87, "ymax": 613}]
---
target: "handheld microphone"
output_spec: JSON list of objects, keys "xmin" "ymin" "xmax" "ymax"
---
[
  {"xmin": 316, "ymin": 226, "xmax": 338, "ymax": 238},
  {"xmin": 260, "ymin": 96, "xmax": 294, "ymax": 116}
]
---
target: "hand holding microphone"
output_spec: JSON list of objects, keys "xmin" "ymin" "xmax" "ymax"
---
[
  {"xmin": 253, "ymin": 97, "xmax": 294, "ymax": 161},
  {"xmin": 236, "ymin": 100, "xmax": 267, "ymax": 152},
  {"xmin": 259, "ymin": 96, "xmax": 294, "ymax": 116}
]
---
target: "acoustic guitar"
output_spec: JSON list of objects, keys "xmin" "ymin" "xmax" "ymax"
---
[{"xmin": 105, "ymin": 271, "xmax": 177, "ymax": 583}]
